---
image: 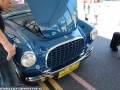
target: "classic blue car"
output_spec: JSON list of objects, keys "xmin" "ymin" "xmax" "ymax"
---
[{"xmin": 3, "ymin": 0, "xmax": 98, "ymax": 83}]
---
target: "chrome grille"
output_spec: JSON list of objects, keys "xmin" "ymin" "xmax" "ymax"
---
[{"xmin": 46, "ymin": 38, "xmax": 84, "ymax": 68}]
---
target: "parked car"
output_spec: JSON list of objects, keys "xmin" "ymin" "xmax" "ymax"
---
[{"xmin": 3, "ymin": 0, "xmax": 98, "ymax": 83}]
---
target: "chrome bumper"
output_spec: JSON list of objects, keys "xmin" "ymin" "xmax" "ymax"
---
[{"xmin": 25, "ymin": 47, "xmax": 93, "ymax": 83}]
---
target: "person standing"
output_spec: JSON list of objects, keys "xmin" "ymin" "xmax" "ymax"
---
[
  {"xmin": 110, "ymin": 32, "xmax": 120, "ymax": 51},
  {"xmin": 0, "ymin": 0, "xmax": 16, "ymax": 86},
  {"xmin": 93, "ymin": 0, "xmax": 101, "ymax": 25},
  {"xmin": 84, "ymin": 0, "xmax": 90, "ymax": 22}
]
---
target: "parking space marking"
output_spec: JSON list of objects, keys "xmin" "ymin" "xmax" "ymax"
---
[
  {"xmin": 48, "ymin": 78, "xmax": 63, "ymax": 90},
  {"xmin": 69, "ymin": 72, "xmax": 96, "ymax": 90},
  {"xmin": 39, "ymin": 82, "xmax": 49, "ymax": 90}
]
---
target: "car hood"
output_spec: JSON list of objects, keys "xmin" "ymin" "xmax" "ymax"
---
[
  {"xmin": 26, "ymin": 0, "xmax": 68, "ymax": 26},
  {"xmin": 26, "ymin": 0, "xmax": 78, "ymax": 38}
]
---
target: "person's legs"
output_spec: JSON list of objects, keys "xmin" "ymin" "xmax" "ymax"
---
[
  {"xmin": 110, "ymin": 32, "xmax": 120, "ymax": 51},
  {"xmin": 0, "ymin": 44, "xmax": 19, "ymax": 86},
  {"xmin": 96, "ymin": 15, "xmax": 99, "ymax": 24},
  {"xmin": 85, "ymin": 14, "xmax": 89, "ymax": 22},
  {"xmin": 94, "ymin": 15, "xmax": 99, "ymax": 25}
]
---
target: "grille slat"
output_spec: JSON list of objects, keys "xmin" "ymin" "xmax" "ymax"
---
[{"xmin": 47, "ymin": 38, "xmax": 84, "ymax": 68}]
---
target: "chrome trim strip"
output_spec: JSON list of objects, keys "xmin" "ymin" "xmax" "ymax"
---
[
  {"xmin": 26, "ymin": 77, "xmax": 40, "ymax": 82},
  {"xmin": 45, "ymin": 37, "xmax": 83, "ymax": 68}
]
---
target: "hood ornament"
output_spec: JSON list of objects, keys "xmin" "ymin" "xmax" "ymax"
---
[{"xmin": 64, "ymin": 35, "xmax": 68, "ymax": 38}]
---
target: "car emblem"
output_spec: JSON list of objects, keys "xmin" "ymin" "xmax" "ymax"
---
[{"xmin": 64, "ymin": 35, "xmax": 68, "ymax": 38}]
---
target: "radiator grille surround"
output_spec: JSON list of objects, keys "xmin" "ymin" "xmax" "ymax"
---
[{"xmin": 46, "ymin": 37, "xmax": 84, "ymax": 68}]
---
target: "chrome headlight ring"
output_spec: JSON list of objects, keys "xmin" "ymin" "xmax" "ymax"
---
[
  {"xmin": 21, "ymin": 51, "xmax": 36, "ymax": 68},
  {"xmin": 90, "ymin": 29, "xmax": 98, "ymax": 40}
]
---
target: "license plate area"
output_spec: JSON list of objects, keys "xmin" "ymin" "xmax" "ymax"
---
[{"xmin": 58, "ymin": 62, "xmax": 80, "ymax": 79}]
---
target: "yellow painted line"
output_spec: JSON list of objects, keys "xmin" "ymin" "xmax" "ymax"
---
[
  {"xmin": 48, "ymin": 78, "xmax": 63, "ymax": 90},
  {"xmin": 39, "ymin": 82, "xmax": 49, "ymax": 90},
  {"xmin": 39, "ymin": 76, "xmax": 46, "ymax": 82}
]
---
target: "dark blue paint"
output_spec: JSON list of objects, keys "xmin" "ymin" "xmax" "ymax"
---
[{"xmin": 3, "ymin": 0, "xmax": 95, "ymax": 77}]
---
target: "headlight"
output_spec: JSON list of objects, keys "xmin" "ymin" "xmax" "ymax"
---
[
  {"xmin": 90, "ymin": 29, "xmax": 98, "ymax": 40},
  {"xmin": 21, "ymin": 51, "xmax": 36, "ymax": 67}
]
